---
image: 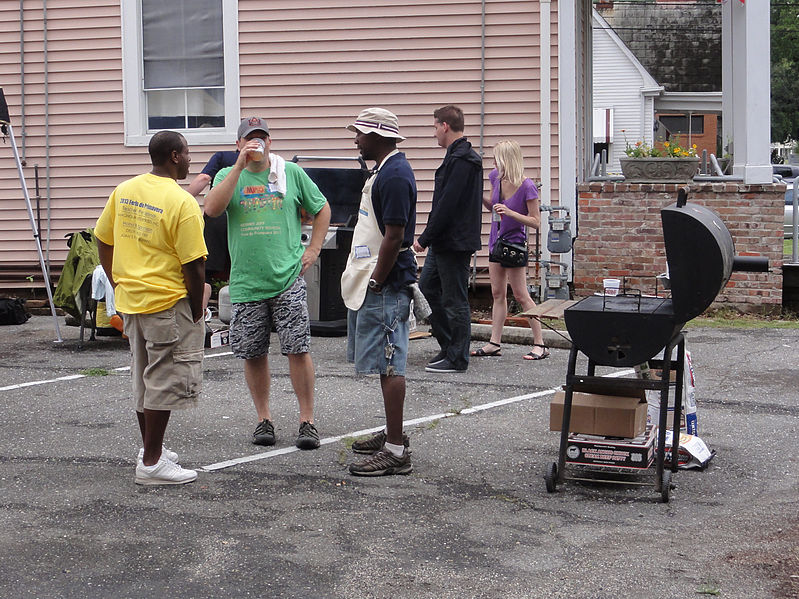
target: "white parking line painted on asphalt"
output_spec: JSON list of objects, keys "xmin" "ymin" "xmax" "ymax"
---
[
  {"xmin": 199, "ymin": 371, "xmax": 636, "ymax": 473},
  {"xmin": 1, "ymin": 351, "xmax": 636, "ymax": 472},
  {"xmin": 0, "ymin": 374, "xmax": 87, "ymax": 391},
  {"xmin": 0, "ymin": 350, "xmax": 235, "ymax": 392}
]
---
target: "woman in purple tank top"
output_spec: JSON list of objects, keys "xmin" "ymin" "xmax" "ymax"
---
[{"xmin": 470, "ymin": 140, "xmax": 549, "ymax": 360}]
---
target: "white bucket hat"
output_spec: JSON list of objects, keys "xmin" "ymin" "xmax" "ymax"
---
[{"xmin": 347, "ymin": 107, "xmax": 405, "ymax": 141}]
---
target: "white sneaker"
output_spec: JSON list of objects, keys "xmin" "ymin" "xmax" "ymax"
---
[
  {"xmin": 135, "ymin": 457, "xmax": 197, "ymax": 486},
  {"xmin": 137, "ymin": 445, "xmax": 179, "ymax": 463}
]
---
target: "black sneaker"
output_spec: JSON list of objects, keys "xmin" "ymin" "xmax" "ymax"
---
[
  {"xmin": 425, "ymin": 359, "xmax": 466, "ymax": 373},
  {"xmin": 252, "ymin": 419, "xmax": 276, "ymax": 446},
  {"xmin": 296, "ymin": 421, "xmax": 320, "ymax": 450},
  {"xmin": 351, "ymin": 430, "xmax": 410, "ymax": 455},
  {"xmin": 349, "ymin": 448, "xmax": 412, "ymax": 476},
  {"xmin": 427, "ymin": 350, "xmax": 446, "ymax": 366}
]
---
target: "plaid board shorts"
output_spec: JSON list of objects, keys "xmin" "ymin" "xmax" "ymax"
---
[
  {"xmin": 347, "ymin": 285, "xmax": 411, "ymax": 377},
  {"xmin": 123, "ymin": 297, "xmax": 205, "ymax": 412},
  {"xmin": 229, "ymin": 275, "xmax": 311, "ymax": 359}
]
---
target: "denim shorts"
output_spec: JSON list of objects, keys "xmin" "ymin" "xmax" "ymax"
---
[
  {"xmin": 229, "ymin": 276, "xmax": 311, "ymax": 359},
  {"xmin": 347, "ymin": 286, "xmax": 411, "ymax": 376}
]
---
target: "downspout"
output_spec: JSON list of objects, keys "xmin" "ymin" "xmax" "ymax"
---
[
  {"xmin": 540, "ymin": 0, "xmax": 551, "ymax": 273},
  {"xmin": 540, "ymin": 1, "xmax": 551, "ymax": 202},
  {"xmin": 44, "ymin": 0, "xmax": 52, "ymax": 266},
  {"xmin": 479, "ymin": 0, "xmax": 486, "ymax": 156},
  {"xmin": 19, "ymin": 0, "xmax": 25, "ymax": 161}
]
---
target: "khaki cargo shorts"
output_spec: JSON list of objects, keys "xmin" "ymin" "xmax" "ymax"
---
[{"xmin": 123, "ymin": 297, "xmax": 204, "ymax": 412}]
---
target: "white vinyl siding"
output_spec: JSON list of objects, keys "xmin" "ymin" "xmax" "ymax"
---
[{"xmin": 592, "ymin": 10, "xmax": 660, "ymax": 171}]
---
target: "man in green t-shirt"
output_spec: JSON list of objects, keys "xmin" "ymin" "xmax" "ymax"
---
[{"xmin": 205, "ymin": 117, "xmax": 331, "ymax": 450}]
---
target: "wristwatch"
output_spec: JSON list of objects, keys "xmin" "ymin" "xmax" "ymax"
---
[{"xmin": 368, "ymin": 278, "xmax": 383, "ymax": 293}]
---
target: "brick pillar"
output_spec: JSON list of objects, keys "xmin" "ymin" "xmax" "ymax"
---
[{"xmin": 574, "ymin": 182, "xmax": 784, "ymax": 311}]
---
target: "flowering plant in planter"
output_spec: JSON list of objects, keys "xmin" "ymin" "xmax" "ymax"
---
[
  {"xmin": 624, "ymin": 137, "xmax": 697, "ymax": 158},
  {"xmin": 620, "ymin": 135, "xmax": 700, "ymax": 182}
]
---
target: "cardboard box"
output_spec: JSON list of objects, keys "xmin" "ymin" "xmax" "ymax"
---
[
  {"xmin": 565, "ymin": 425, "xmax": 655, "ymax": 470},
  {"xmin": 550, "ymin": 389, "xmax": 648, "ymax": 438},
  {"xmin": 205, "ymin": 327, "xmax": 230, "ymax": 349}
]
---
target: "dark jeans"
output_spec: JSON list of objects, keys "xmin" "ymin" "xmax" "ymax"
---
[{"xmin": 419, "ymin": 248, "xmax": 472, "ymax": 370}]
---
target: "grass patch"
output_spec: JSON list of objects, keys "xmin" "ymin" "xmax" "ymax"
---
[
  {"xmin": 487, "ymin": 306, "xmax": 799, "ymax": 331},
  {"xmin": 686, "ymin": 306, "xmax": 799, "ymax": 329},
  {"xmin": 340, "ymin": 436, "xmax": 365, "ymax": 450},
  {"xmin": 80, "ymin": 367, "xmax": 109, "ymax": 376},
  {"xmin": 696, "ymin": 583, "xmax": 721, "ymax": 596}
]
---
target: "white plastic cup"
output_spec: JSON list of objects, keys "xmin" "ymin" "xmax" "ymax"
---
[
  {"xmin": 250, "ymin": 138, "xmax": 265, "ymax": 161},
  {"xmin": 603, "ymin": 278, "xmax": 620, "ymax": 296}
]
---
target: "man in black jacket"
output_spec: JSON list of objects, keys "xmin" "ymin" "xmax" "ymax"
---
[{"xmin": 413, "ymin": 105, "xmax": 483, "ymax": 373}]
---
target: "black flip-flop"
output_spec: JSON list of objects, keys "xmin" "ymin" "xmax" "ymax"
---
[
  {"xmin": 471, "ymin": 341, "xmax": 502, "ymax": 357},
  {"xmin": 523, "ymin": 344, "xmax": 550, "ymax": 361}
]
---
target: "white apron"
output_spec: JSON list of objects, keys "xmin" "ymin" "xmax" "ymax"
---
[{"xmin": 341, "ymin": 155, "xmax": 395, "ymax": 310}]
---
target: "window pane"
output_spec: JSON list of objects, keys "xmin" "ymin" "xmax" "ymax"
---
[
  {"xmin": 142, "ymin": 0, "xmax": 224, "ymax": 89},
  {"xmin": 147, "ymin": 89, "xmax": 187, "ymax": 130},
  {"xmin": 187, "ymin": 89, "xmax": 225, "ymax": 128},
  {"xmin": 146, "ymin": 88, "xmax": 225, "ymax": 130},
  {"xmin": 658, "ymin": 114, "xmax": 705, "ymax": 135}
]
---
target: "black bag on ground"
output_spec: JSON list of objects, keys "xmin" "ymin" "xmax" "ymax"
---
[
  {"xmin": 490, "ymin": 235, "xmax": 528, "ymax": 268},
  {"xmin": 0, "ymin": 298, "xmax": 30, "ymax": 325}
]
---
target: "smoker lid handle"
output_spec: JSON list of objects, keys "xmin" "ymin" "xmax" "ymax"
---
[{"xmin": 676, "ymin": 187, "xmax": 689, "ymax": 208}]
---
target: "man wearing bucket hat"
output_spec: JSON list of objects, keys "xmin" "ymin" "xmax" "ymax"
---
[
  {"xmin": 341, "ymin": 108, "xmax": 418, "ymax": 476},
  {"xmin": 413, "ymin": 105, "xmax": 483, "ymax": 373},
  {"xmin": 205, "ymin": 117, "xmax": 331, "ymax": 451}
]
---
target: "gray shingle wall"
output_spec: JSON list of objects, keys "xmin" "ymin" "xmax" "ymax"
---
[{"xmin": 597, "ymin": 3, "xmax": 721, "ymax": 93}]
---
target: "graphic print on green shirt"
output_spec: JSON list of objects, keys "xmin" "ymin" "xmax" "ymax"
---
[{"xmin": 214, "ymin": 162, "xmax": 327, "ymax": 302}]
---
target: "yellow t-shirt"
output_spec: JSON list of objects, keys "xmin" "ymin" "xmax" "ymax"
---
[{"xmin": 95, "ymin": 173, "xmax": 207, "ymax": 314}]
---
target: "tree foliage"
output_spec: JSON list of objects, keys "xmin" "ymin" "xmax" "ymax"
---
[{"xmin": 772, "ymin": 0, "xmax": 799, "ymax": 143}]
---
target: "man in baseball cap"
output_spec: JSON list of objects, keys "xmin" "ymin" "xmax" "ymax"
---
[
  {"xmin": 204, "ymin": 117, "xmax": 331, "ymax": 451},
  {"xmin": 237, "ymin": 116, "xmax": 270, "ymax": 139}
]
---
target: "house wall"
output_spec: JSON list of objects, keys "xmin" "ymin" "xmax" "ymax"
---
[
  {"xmin": 0, "ymin": 0, "xmax": 559, "ymax": 291},
  {"xmin": 574, "ymin": 182, "xmax": 784, "ymax": 311},
  {"xmin": 596, "ymin": 2, "xmax": 721, "ymax": 94},
  {"xmin": 592, "ymin": 20, "xmax": 654, "ymax": 171}
]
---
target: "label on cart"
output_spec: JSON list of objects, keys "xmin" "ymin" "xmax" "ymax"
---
[{"xmin": 565, "ymin": 425, "xmax": 655, "ymax": 470}]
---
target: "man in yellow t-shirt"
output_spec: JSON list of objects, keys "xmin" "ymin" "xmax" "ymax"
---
[{"xmin": 95, "ymin": 130, "xmax": 208, "ymax": 486}]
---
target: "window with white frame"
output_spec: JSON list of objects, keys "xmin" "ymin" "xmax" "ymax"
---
[{"xmin": 121, "ymin": 0, "xmax": 240, "ymax": 146}]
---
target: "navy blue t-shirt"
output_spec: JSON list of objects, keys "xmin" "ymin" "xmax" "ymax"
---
[
  {"xmin": 201, "ymin": 151, "xmax": 240, "ymax": 186},
  {"xmin": 371, "ymin": 152, "xmax": 417, "ymax": 289}
]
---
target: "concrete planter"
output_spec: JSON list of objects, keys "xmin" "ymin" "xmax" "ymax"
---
[{"xmin": 620, "ymin": 157, "xmax": 700, "ymax": 183}]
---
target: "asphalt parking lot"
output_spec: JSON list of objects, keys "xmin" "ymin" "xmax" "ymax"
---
[{"xmin": 1, "ymin": 315, "xmax": 798, "ymax": 599}]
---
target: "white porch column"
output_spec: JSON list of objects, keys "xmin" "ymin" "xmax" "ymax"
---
[{"xmin": 723, "ymin": 0, "xmax": 771, "ymax": 184}]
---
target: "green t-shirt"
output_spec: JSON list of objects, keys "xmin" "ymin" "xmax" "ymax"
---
[{"xmin": 214, "ymin": 161, "xmax": 327, "ymax": 302}]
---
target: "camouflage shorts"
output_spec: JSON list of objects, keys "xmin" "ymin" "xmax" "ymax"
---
[{"xmin": 229, "ymin": 276, "xmax": 311, "ymax": 359}]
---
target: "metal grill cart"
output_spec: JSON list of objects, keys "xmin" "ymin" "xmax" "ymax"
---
[{"xmin": 544, "ymin": 189, "xmax": 768, "ymax": 502}]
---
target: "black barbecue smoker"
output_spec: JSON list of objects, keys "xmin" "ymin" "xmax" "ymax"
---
[
  {"xmin": 546, "ymin": 188, "xmax": 768, "ymax": 502},
  {"xmin": 294, "ymin": 156, "xmax": 368, "ymax": 336}
]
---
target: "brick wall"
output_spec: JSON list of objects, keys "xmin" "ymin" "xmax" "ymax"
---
[{"xmin": 574, "ymin": 182, "xmax": 784, "ymax": 312}]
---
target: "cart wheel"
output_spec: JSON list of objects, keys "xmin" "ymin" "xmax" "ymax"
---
[
  {"xmin": 660, "ymin": 469, "xmax": 672, "ymax": 503},
  {"xmin": 544, "ymin": 462, "xmax": 558, "ymax": 493}
]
